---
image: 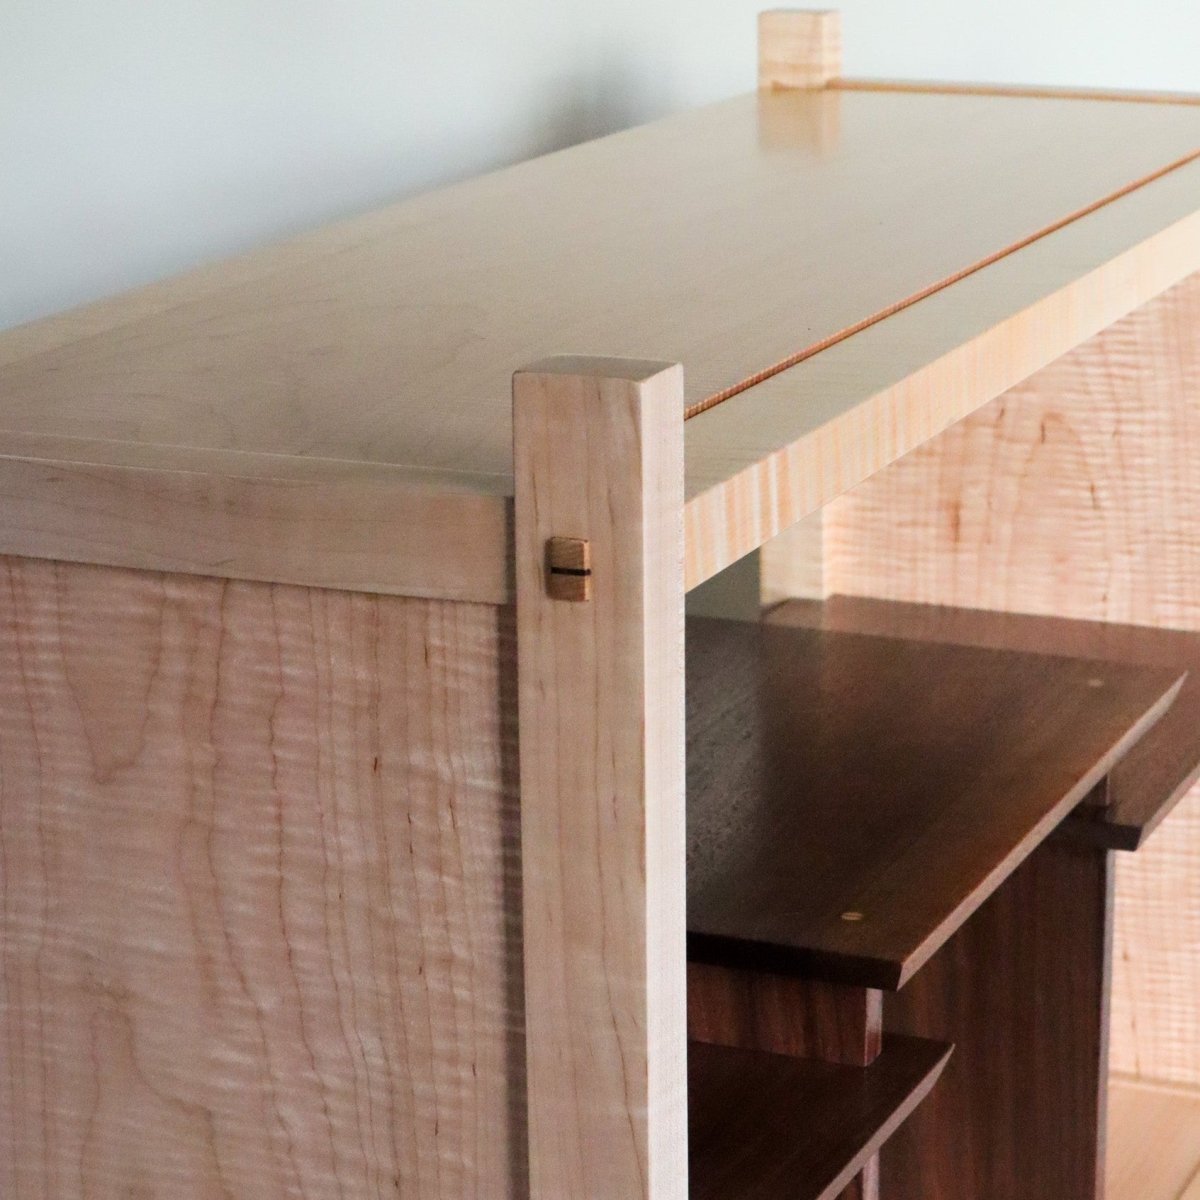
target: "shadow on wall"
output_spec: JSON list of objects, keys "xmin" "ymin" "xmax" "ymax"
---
[
  {"xmin": 527, "ymin": 56, "xmax": 675, "ymax": 157},
  {"xmin": 0, "ymin": 41, "xmax": 678, "ymax": 333}
]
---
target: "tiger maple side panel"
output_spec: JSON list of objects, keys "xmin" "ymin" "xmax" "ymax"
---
[
  {"xmin": 0, "ymin": 556, "xmax": 523, "ymax": 1198},
  {"xmin": 816, "ymin": 271, "xmax": 1200, "ymax": 1089}
]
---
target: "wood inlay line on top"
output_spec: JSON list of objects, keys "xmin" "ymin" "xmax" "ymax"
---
[
  {"xmin": 834, "ymin": 77, "xmax": 1200, "ymax": 108},
  {"xmin": 3, "ymin": 89, "xmax": 1198, "ymax": 479},
  {"xmin": 683, "ymin": 135, "xmax": 1200, "ymax": 419},
  {"xmin": 2, "ymin": 83, "xmax": 1199, "ymax": 601}
]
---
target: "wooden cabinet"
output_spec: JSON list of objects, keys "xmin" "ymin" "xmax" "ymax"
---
[{"xmin": 1, "ymin": 9, "xmax": 1198, "ymax": 1199}]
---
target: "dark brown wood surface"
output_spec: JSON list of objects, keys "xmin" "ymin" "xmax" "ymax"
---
[
  {"xmin": 688, "ymin": 962, "xmax": 886, "ymax": 1198},
  {"xmin": 881, "ymin": 837, "xmax": 1113, "ymax": 1199},
  {"xmin": 689, "ymin": 1035, "xmax": 952, "ymax": 1200},
  {"xmin": 686, "ymin": 616, "xmax": 1181, "ymax": 988},
  {"xmin": 771, "ymin": 595, "xmax": 1200, "ymax": 848},
  {"xmin": 688, "ymin": 963, "xmax": 882, "ymax": 1065}
]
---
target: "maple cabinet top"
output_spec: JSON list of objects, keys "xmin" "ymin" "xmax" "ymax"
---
[{"xmin": 1, "ymin": 84, "xmax": 1198, "ymax": 599}]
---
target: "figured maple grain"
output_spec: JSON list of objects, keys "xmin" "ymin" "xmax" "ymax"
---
[
  {"xmin": 684, "ymin": 155, "xmax": 1200, "ymax": 591},
  {"xmin": 0, "ymin": 555, "xmax": 523, "ymax": 1198},
  {"xmin": 514, "ymin": 359, "xmax": 687, "ymax": 1200},
  {"xmin": 815, "ymin": 271, "xmax": 1200, "ymax": 1089}
]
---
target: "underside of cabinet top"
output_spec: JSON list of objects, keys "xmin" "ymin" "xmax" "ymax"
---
[{"xmin": 1, "ymin": 79, "xmax": 1199, "ymax": 598}]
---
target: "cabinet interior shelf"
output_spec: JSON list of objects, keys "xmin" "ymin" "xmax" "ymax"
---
[
  {"xmin": 684, "ymin": 596, "xmax": 1200, "ymax": 1198},
  {"xmin": 686, "ymin": 603, "xmax": 1189, "ymax": 989},
  {"xmin": 774, "ymin": 595, "xmax": 1200, "ymax": 849},
  {"xmin": 689, "ymin": 1034, "xmax": 952, "ymax": 1200}
]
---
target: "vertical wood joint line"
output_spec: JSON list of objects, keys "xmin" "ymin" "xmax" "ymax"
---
[{"xmin": 514, "ymin": 355, "xmax": 688, "ymax": 1200}]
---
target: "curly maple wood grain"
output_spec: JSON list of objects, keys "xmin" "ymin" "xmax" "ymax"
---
[
  {"xmin": 0, "ymin": 556, "xmax": 523, "ymax": 1198},
  {"xmin": 685, "ymin": 157, "xmax": 1200, "ymax": 591},
  {"xmin": 514, "ymin": 358, "xmax": 687, "ymax": 1200},
  {"xmin": 816, "ymin": 271, "xmax": 1200, "ymax": 1091}
]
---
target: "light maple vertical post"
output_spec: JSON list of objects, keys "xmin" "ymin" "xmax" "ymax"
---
[
  {"xmin": 514, "ymin": 356, "xmax": 688, "ymax": 1200},
  {"xmin": 758, "ymin": 8, "xmax": 843, "ymax": 607}
]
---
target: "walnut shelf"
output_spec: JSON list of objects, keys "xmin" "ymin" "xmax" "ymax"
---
[
  {"xmin": 772, "ymin": 595, "xmax": 1200, "ymax": 849},
  {"xmin": 686, "ymin": 609, "xmax": 1185, "ymax": 989},
  {"xmin": 689, "ymin": 1035, "xmax": 952, "ymax": 1200}
]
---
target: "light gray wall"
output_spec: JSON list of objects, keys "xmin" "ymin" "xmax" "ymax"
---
[{"xmin": 3, "ymin": 0, "xmax": 1196, "ymax": 331}]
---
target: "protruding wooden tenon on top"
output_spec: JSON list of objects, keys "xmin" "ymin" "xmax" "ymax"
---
[{"xmin": 759, "ymin": 9, "xmax": 842, "ymax": 89}]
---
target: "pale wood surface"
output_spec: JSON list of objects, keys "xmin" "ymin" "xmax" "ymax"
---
[
  {"xmin": 1112, "ymin": 800, "xmax": 1200, "ymax": 1086},
  {"xmin": 514, "ymin": 359, "xmax": 687, "ymax": 1199},
  {"xmin": 0, "ymin": 88, "xmax": 1199, "ymax": 594},
  {"xmin": 0, "ymin": 555, "xmax": 523, "ymax": 1198},
  {"xmin": 759, "ymin": 10, "xmax": 841, "ymax": 89},
  {"xmin": 837, "ymin": 77, "xmax": 1200, "ymax": 106},
  {"xmin": 761, "ymin": 511, "xmax": 828, "ymax": 603},
  {"xmin": 807, "ymin": 271, "xmax": 1200, "ymax": 1089},
  {"xmin": 752, "ymin": 8, "xmax": 838, "ymax": 617},
  {"xmin": 1108, "ymin": 1079, "xmax": 1200, "ymax": 1200},
  {"xmin": 5, "ymin": 89, "xmax": 1194, "ymax": 464},
  {"xmin": 0, "ymin": 448, "xmax": 513, "ymax": 603},
  {"xmin": 684, "ymin": 154, "xmax": 1200, "ymax": 588}
]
